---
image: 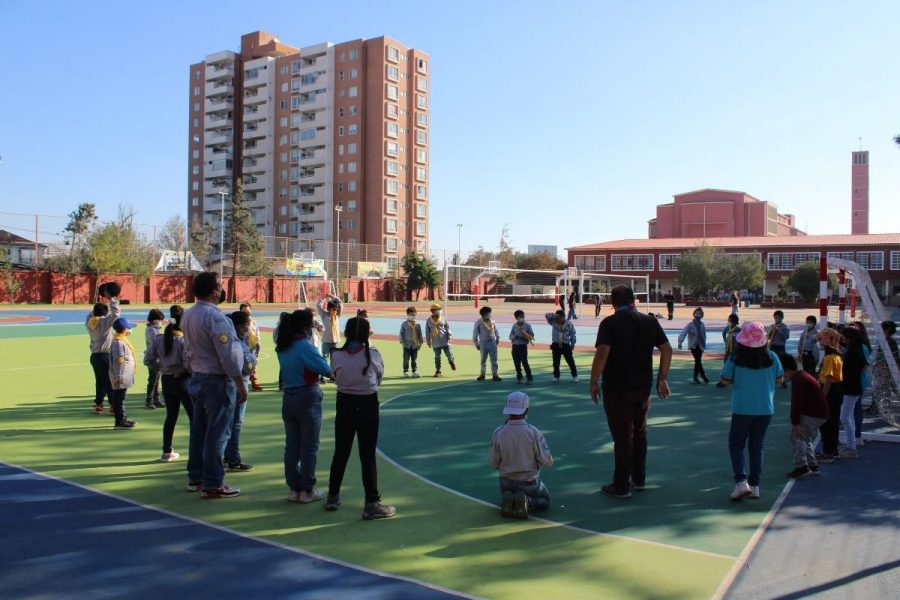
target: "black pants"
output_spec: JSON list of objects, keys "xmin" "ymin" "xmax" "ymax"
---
[
  {"xmin": 328, "ymin": 392, "xmax": 381, "ymax": 503},
  {"xmin": 666, "ymin": 302, "xmax": 674, "ymax": 320},
  {"xmin": 603, "ymin": 388, "xmax": 650, "ymax": 488},
  {"xmin": 146, "ymin": 368, "xmax": 161, "ymax": 404},
  {"xmin": 550, "ymin": 343, "xmax": 577, "ymax": 378},
  {"xmin": 690, "ymin": 347, "xmax": 707, "ymax": 381},
  {"xmin": 511, "ymin": 345, "xmax": 532, "ymax": 381},
  {"xmin": 110, "ymin": 388, "xmax": 128, "ymax": 424},
  {"xmin": 801, "ymin": 352, "xmax": 817, "ymax": 375},
  {"xmin": 89, "ymin": 353, "xmax": 112, "ymax": 406},
  {"xmin": 819, "ymin": 383, "xmax": 843, "ymax": 454},
  {"xmin": 161, "ymin": 374, "xmax": 194, "ymax": 453}
]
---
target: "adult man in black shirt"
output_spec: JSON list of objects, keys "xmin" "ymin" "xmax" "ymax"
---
[{"xmin": 590, "ymin": 285, "xmax": 672, "ymax": 498}]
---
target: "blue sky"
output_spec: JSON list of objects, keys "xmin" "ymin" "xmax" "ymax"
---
[{"xmin": 1, "ymin": 1, "xmax": 898, "ymax": 256}]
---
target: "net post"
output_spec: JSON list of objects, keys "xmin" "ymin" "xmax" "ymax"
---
[
  {"xmin": 443, "ymin": 255, "xmax": 449, "ymax": 314},
  {"xmin": 838, "ymin": 269, "xmax": 846, "ymax": 324},
  {"xmin": 818, "ymin": 255, "xmax": 828, "ymax": 329}
]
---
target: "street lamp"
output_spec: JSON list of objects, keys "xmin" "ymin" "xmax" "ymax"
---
[
  {"xmin": 335, "ymin": 204, "xmax": 343, "ymax": 292},
  {"xmin": 217, "ymin": 189, "xmax": 228, "ymax": 280},
  {"xmin": 456, "ymin": 224, "xmax": 463, "ymax": 295}
]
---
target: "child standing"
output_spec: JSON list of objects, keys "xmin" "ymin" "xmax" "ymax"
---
[
  {"xmin": 488, "ymin": 392, "xmax": 553, "ymax": 519},
  {"xmin": 679, "ymin": 307, "xmax": 708, "ymax": 384},
  {"xmin": 545, "ymin": 310, "xmax": 578, "ymax": 382},
  {"xmin": 779, "ymin": 354, "xmax": 829, "ymax": 478},
  {"xmin": 109, "ymin": 317, "xmax": 139, "ymax": 430},
  {"xmin": 239, "ymin": 303, "xmax": 264, "ymax": 391},
  {"xmin": 222, "ymin": 311, "xmax": 258, "ymax": 472},
  {"xmin": 474, "ymin": 306, "xmax": 501, "ymax": 381},
  {"xmin": 838, "ymin": 326, "xmax": 867, "ymax": 459},
  {"xmin": 816, "ymin": 328, "xmax": 844, "ymax": 463},
  {"xmin": 567, "ymin": 291, "xmax": 578, "ymax": 321},
  {"xmin": 144, "ymin": 309, "xmax": 165, "ymax": 409},
  {"xmin": 399, "ymin": 307, "xmax": 423, "ymax": 378},
  {"xmin": 509, "ymin": 310, "xmax": 535, "ymax": 385},
  {"xmin": 718, "ymin": 314, "xmax": 741, "ymax": 387},
  {"xmin": 767, "ymin": 310, "xmax": 790, "ymax": 355},
  {"xmin": 85, "ymin": 289, "xmax": 120, "ymax": 414},
  {"xmin": 426, "ymin": 303, "xmax": 456, "ymax": 377},
  {"xmin": 326, "ymin": 317, "xmax": 396, "ymax": 520},
  {"xmin": 796, "ymin": 316, "xmax": 820, "ymax": 375},
  {"xmin": 316, "ymin": 294, "xmax": 343, "ymax": 360}
]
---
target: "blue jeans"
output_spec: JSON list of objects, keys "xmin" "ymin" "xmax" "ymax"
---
[
  {"xmin": 432, "ymin": 345, "xmax": 454, "ymax": 371},
  {"xmin": 186, "ymin": 374, "xmax": 236, "ymax": 490},
  {"xmin": 89, "ymin": 353, "xmax": 112, "ymax": 406},
  {"xmin": 479, "ymin": 342, "xmax": 498, "ymax": 376},
  {"xmin": 224, "ymin": 385, "xmax": 247, "ymax": 465},
  {"xmin": 729, "ymin": 414, "xmax": 772, "ymax": 486},
  {"xmin": 282, "ymin": 386, "xmax": 324, "ymax": 492},
  {"xmin": 499, "ymin": 476, "xmax": 550, "ymax": 511},
  {"xmin": 402, "ymin": 347, "xmax": 419, "ymax": 374},
  {"xmin": 322, "ymin": 341, "xmax": 337, "ymax": 358}
]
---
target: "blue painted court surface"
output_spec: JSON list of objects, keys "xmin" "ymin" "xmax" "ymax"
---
[{"xmin": 0, "ymin": 463, "xmax": 466, "ymax": 600}]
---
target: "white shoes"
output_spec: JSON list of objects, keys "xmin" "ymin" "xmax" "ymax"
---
[
  {"xmin": 730, "ymin": 480, "xmax": 752, "ymax": 501},
  {"xmin": 552, "ymin": 377, "xmax": 560, "ymax": 382},
  {"xmin": 572, "ymin": 376, "xmax": 579, "ymax": 383},
  {"xmin": 749, "ymin": 485, "xmax": 760, "ymax": 499},
  {"xmin": 160, "ymin": 451, "xmax": 180, "ymax": 462}
]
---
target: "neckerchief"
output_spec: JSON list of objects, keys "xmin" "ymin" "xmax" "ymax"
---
[
  {"xmin": 329, "ymin": 311, "xmax": 339, "ymax": 342},
  {"xmin": 114, "ymin": 332, "xmax": 135, "ymax": 360},
  {"xmin": 481, "ymin": 318, "xmax": 495, "ymax": 336},
  {"xmin": 725, "ymin": 324, "xmax": 738, "ymax": 355},
  {"xmin": 406, "ymin": 320, "xmax": 420, "ymax": 345},
  {"xmin": 516, "ymin": 323, "xmax": 534, "ymax": 342}
]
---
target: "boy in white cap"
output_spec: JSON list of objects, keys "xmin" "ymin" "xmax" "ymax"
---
[{"xmin": 488, "ymin": 391, "xmax": 553, "ymax": 519}]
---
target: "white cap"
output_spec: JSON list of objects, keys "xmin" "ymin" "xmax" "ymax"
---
[{"xmin": 503, "ymin": 391, "xmax": 529, "ymax": 415}]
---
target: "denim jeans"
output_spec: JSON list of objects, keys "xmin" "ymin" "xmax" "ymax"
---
[
  {"xmin": 402, "ymin": 347, "xmax": 419, "ymax": 374},
  {"xmin": 161, "ymin": 374, "xmax": 193, "ymax": 454},
  {"xmin": 840, "ymin": 395, "xmax": 861, "ymax": 451},
  {"xmin": 602, "ymin": 388, "xmax": 650, "ymax": 489},
  {"xmin": 224, "ymin": 386, "xmax": 248, "ymax": 465},
  {"xmin": 550, "ymin": 343, "xmax": 577, "ymax": 379},
  {"xmin": 499, "ymin": 476, "xmax": 550, "ymax": 511},
  {"xmin": 328, "ymin": 392, "xmax": 381, "ymax": 503},
  {"xmin": 479, "ymin": 342, "xmax": 498, "ymax": 376},
  {"xmin": 282, "ymin": 385, "xmax": 324, "ymax": 492},
  {"xmin": 729, "ymin": 413, "xmax": 772, "ymax": 486},
  {"xmin": 432, "ymin": 345, "xmax": 454, "ymax": 371},
  {"xmin": 89, "ymin": 353, "xmax": 112, "ymax": 406},
  {"xmin": 321, "ymin": 341, "xmax": 337, "ymax": 359},
  {"xmin": 186, "ymin": 374, "xmax": 236, "ymax": 490},
  {"xmin": 511, "ymin": 345, "xmax": 532, "ymax": 381}
]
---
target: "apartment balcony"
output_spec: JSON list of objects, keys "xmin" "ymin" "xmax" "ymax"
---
[
  {"xmin": 296, "ymin": 187, "xmax": 328, "ymax": 204},
  {"xmin": 205, "ymin": 130, "xmax": 232, "ymax": 145},
  {"xmin": 297, "ymin": 150, "xmax": 326, "ymax": 167},
  {"xmin": 205, "ymin": 80, "xmax": 234, "ymax": 97},
  {"xmin": 292, "ymin": 91, "xmax": 328, "ymax": 112},
  {"xmin": 204, "ymin": 114, "xmax": 231, "ymax": 130},
  {"xmin": 206, "ymin": 97, "xmax": 233, "ymax": 113},
  {"xmin": 242, "ymin": 175, "xmax": 266, "ymax": 190},
  {"xmin": 242, "ymin": 157, "xmax": 265, "ymax": 174},
  {"xmin": 243, "ymin": 91, "xmax": 267, "ymax": 106},
  {"xmin": 204, "ymin": 148, "xmax": 232, "ymax": 163},
  {"xmin": 243, "ymin": 122, "xmax": 269, "ymax": 140},
  {"xmin": 203, "ymin": 182, "xmax": 232, "ymax": 198},
  {"xmin": 205, "ymin": 64, "xmax": 234, "ymax": 81},
  {"xmin": 242, "ymin": 141, "xmax": 267, "ymax": 158}
]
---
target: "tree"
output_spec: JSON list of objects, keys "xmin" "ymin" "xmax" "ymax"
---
[
  {"xmin": 498, "ymin": 224, "xmax": 515, "ymax": 268},
  {"xmin": 676, "ymin": 244, "xmax": 717, "ymax": 298},
  {"xmin": 0, "ymin": 248, "xmax": 23, "ymax": 303},
  {"xmin": 713, "ymin": 253, "xmax": 764, "ymax": 292},
  {"xmin": 226, "ymin": 180, "xmax": 269, "ymax": 279},
  {"xmin": 894, "ymin": 134, "xmax": 900, "ymax": 148},
  {"xmin": 402, "ymin": 252, "xmax": 440, "ymax": 300},
  {"xmin": 463, "ymin": 246, "xmax": 498, "ymax": 267},
  {"xmin": 84, "ymin": 206, "xmax": 154, "ymax": 296},
  {"xmin": 158, "ymin": 215, "xmax": 189, "ymax": 272},
  {"xmin": 189, "ymin": 213, "xmax": 217, "ymax": 270},
  {"xmin": 58, "ymin": 203, "xmax": 96, "ymax": 302},
  {"xmin": 515, "ymin": 251, "xmax": 566, "ymax": 271},
  {"xmin": 787, "ymin": 261, "xmax": 838, "ymax": 303}
]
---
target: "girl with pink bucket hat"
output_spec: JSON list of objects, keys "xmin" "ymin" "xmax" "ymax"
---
[{"xmin": 719, "ymin": 321, "xmax": 784, "ymax": 501}]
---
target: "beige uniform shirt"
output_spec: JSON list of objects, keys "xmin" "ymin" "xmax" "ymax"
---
[{"xmin": 488, "ymin": 420, "xmax": 553, "ymax": 481}]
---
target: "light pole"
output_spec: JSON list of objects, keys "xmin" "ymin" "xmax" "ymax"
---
[
  {"xmin": 456, "ymin": 223, "xmax": 463, "ymax": 296},
  {"xmin": 217, "ymin": 189, "xmax": 228, "ymax": 280},
  {"xmin": 335, "ymin": 204, "xmax": 343, "ymax": 293}
]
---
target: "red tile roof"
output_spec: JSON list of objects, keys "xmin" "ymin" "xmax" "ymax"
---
[{"xmin": 567, "ymin": 233, "xmax": 900, "ymax": 252}]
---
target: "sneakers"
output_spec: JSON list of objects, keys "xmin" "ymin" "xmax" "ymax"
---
[
  {"xmin": 631, "ymin": 480, "xmax": 646, "ymax": 491},
  {"xmin": 412, "ymin": 372, "xmax": 420, "ymax": 379},
  {"xmin": 491, "ymin": 375, "xmax": 502, "ymax": 382},
  {"xmin": 144, "ymin": 402, "xmax": 155, "ymax": 410},
  {"xmin": 749, "ymin": 486, "xmax": 760, "ymax": 499},
  {"xmin": 571, "ymin": 376, "xmax": 579, "ymax": 383},
  {"xmin": 526, "ymin": 377, "xmax": 533, "ymax": 385},
  {"xmin": 201, "ymin": 486, "xmax": 241, "ymax": 499},
  {"xmin": 839, "ymin": 449, "xmax": 859, "ymax": 459},
  {"xmin": 297, "ymin": 488, "xmax": 325, "ymax": 504},
  {"xmin": 787, "ymin": 465, "xmax": 811, "ymax": 479},
  {"xmin": 251, "ymin": 383, "xmax": 263, "ymax": 392},
  {"xmin": 730, "ymin": 480, "xmax": 752, "ymax": 501},
  {"xmin": 93, "ymin": 404, "xmax": 105, "ymax": 414},
  {"xmin": 325, "ymin": 494, "xmax": 341, "ymax": 511},
  {"xmin": 816, "ymin": 451, "xmax": 839, "ymax": 464},
  {"xmin": 601, "ymin": 483, "xmax": 632, "ymax": 499},
  {"xmin": 449, "ymin": 359, "xmax": 457, "ymax": 371},
  {"xmin": 809, "ymin": 466, "xmax": 822, "ymax": 476},
  {"xmin": 500, "ymin": 490, "xmax": 516, "ymax": 518},
  {"xmin": 433, "ymin": 370, "xmax": 442, "ymax": 378},
  {"xmin": 186, "ymin": 482, "xmax": 201, "ymax": 492},
  {"xmin": 692, "ymin": 378, "xmax": 701, "ymax": 384},
  {"xmin": 856, "ymin": 437, "xmax": 865, "ymax": 447},
  {"xmin": 287, "ymin": 490, "xmax": 300, "ymax": 502},
  {"xmin": 152, "ymin": 399, "xmax": 164, "ymax": 408},
  {"xmin": 512, "ymin": 490, "xmax": 528, "ymax": 519},
  {"xmin": 476, "ymin": 374, "xmax": 486, "ymax": 381},
  {"xmin": 716, "ymin": 382, "xmax": 726, "ymax": 388},
  {"xmin": 160, "ymin": 451, "xmax": 180, "ymax": 462},
  {"xmin": 114, "ymin": 420, "xmax": 136, "ymax": 430},
  {"xmin": 517, "ymin": 376, "xmax": 523, "ymax": 384},
  {"xmin": 362, "ymin": 501, "xmax": 397, "ymax": 520},
  {"xmin": 552, "ymin": 377, "xmax": 560, "ymax": 382},
  {"xmin": 225, "ymin": 462, "xmax": 254, "ymax": 472},
  {"xmin": 403, "ymin": 372, "xmax": 410, "ymax": 378}
]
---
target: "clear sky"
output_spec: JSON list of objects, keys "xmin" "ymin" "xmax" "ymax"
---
[{"xmin": 1, "ymin": 1, "xmax": 898, "ymax": 257}]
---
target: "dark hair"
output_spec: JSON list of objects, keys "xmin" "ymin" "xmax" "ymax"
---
[
  {"xmin": 805, "ymin": 315, "xmax": 818, "ymax": 325},
  {"xmin": 229, "ymin": 310, "xmax": 250, "ymax": 329},
  {"xmin": 850, "ymin": 322, "xmax": 871, "ymax": 351},
  {"xmin": 337, "ymin": 317, "xmax": 373, "ymax": 376},
  {"xmin": 192, "ymin": 272, "xmax": 219, "ymax": 298},
  {"xmin": 169, "ymin": 305, "xmax": 183, "ymax": 320},
  {"xmin": 358, "ymin": 309, "xmax": 370, "ymax": 318},
  {"xmin": 513, "ymin": 310, "xmax": 524, "ymax": 318},
  {"xmin": 163, "ymin": 307, "xmax": 183, "ymax": 355},
  {"xmin": 275, "ymin": 309, "xmax": 313, "ymax": 353},
  {"xmin": 842, "ymin": 327, "xmax": 866, "ymax": 365},
  {"xmin": 406, "ymin": 306, "xmax": 416, "ymax": 315},
  {"xmin": 773, "ymin": 310, "xmax": 784, "ymax": 318},
  {"xmin": 610, "ymin": 285, "xmax": 635, "ymax": 306},
  {"xmin": 727, "ymin": 313, "xmax": 739, "ymax": 324},
  {"xmin": 92, "ymin": 303, "xmax": 109, "ymax": 317},
  {"xmin": 733, "ymin": 344, "xmax": 774, "ymax": 369},
  {"xmin": 147, "ymin": 308, "xmax": 165, "ymax": 322},
  {"xmin": 555, "ymin": 309, "xmax": 565, "ymax": 318},
  {"xmin": 883, "ymin": 320, "xmax": 898, "ymax": 336},
  {"xmin": 779, "ymin": 353, "xmax": 798, "ymax": 372},
  {"xmin": 479, "ymin": 306, "xmax": 492, "ymax": 317},
  {"xmin": 326, "ymin": 299, "xmax": 340, "ymax": 311},
  {"xmin": 239, "ymin": 303, "xmax": 251, "ymax": 311}
]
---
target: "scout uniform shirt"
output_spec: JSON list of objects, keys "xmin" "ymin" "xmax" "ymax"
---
[
  {"xmin": 109, "ymin": 333, "xmax": 136, "ymax": 390},
  {"xmin": 181, "ymin": 300, "xmax": 244, "ymax": 379},
  {"xmin": 473, "ymin": 318, "xmax": 500, "ymax": 347},
  {"xmin": 426, "ymin": 314, "xmax": 452, "ymax": 348},
  {"xmin": 399, "ymin": 320, "xmax": 424, "ymax": 349},
  {"xmin": 85, "ymin": 298, "xmax": 121, "ymax": 353}
]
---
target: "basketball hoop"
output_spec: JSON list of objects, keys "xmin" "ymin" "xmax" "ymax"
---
[
  {"xmin": 487, "ymin": 260, "xmax": 501, "ymax": 275},
  {"xmin": 567, "ymin": 267, "xmax": 578, "ymax": 278}
]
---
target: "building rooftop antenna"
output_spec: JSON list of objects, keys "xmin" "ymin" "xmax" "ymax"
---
[{"xmin": 858, "ymin": 136, "xmax": 863, "ymax": 151}]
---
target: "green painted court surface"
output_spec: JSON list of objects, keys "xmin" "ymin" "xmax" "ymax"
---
[{"xmin": 0, "ymin": 316, "xmax": 800, "ymax": 598}]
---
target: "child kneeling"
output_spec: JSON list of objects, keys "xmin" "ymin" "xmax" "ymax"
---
[{"xmin": 488, "ymin": 392, "xmax": 553, "ymax": 519}]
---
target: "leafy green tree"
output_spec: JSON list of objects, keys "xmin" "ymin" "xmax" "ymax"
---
[
  {"xmin": 787, "ymin": 261, "xmax": 838, "ymax": 303},
  {"xmin": 158, "ymin": 215, "xmax": 189, "ymax": 272},
  {"xmin": 84, "ymin": 207, "xmax": 154, "ymax": 297},
  {"xmin": 402, "ymin": 252, "xmax": 441, "ymax": 300},
  {"xmin": 58, "ymin": 203, "xmax": 96, "ymax": 302},
  {"xmin": 676, "ymin": 244, "xmax": 716, "ymax": 297},
  {"xmin": 463, "ymin": 246, "xmax": 498, "ymax": 267},
  {"xmin": 189, "ymin": 213, "xmax": 217, "ymax": 270},
  {"xmin": 713, "ymin": 253, "xmax": 764, "ymax": 292},
  {"xmin": 0, "ymin": 248, "xmax": 23, "ymax": 303},
  {"xmin": 226, "ymin": 180, "xmax": 269, "ymax": 279},
  {"xmin": 515, "ymin": 251, "xmax": 566, "ymax": 271}
]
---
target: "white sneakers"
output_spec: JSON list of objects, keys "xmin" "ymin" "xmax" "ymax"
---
[
  {"xmin": 572, "ymin": 376, "xmax": 579, "ymax": 383},
  {"xmin": 730, "ymin": 480, "xmax": 752, "ymax": 501}
]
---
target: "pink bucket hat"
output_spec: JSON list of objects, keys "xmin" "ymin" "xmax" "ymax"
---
[
  {"xmin": 735, "ymin": 321, "xmax": 768, "ymax": 348},
  {"xmin": 817, "ymin": 327, "xmax": 842, "ymax": 351}
]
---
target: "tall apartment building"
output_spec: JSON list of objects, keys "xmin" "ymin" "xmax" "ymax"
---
[
  {"xmin": 187, "ymin": 31, "xmax": 430, "ymax": 272},
  {"xmin": 851, "ymin": 150, "xmax": 869, "ymax": 235}
]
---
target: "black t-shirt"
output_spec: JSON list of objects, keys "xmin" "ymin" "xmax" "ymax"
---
[
  {"xmin": 595, "ymin": 309, "xmax": 669, "ymax": 391},
  {"xmin": 841, "ymin": 349, "xmax": 866, "ymax": 395}
]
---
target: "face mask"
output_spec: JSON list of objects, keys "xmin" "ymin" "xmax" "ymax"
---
[
  {"xmin": 431, "ymin": 311, "xmax": 440, "ymax": 317},
  {"xmin": 694, "ymin": 313, "xmax": 703, "ymax": 320},
  {"xmin": 775, "ymin": 317, "xmax": 783, "ymax": 323},
  {"xmin": 407, "ymin": 315, "xmax": 416, "ymax": 321},
  {"xmin": 516, "ymin": 318, "xmax": 524, "ymax": 325},
  {"xmin": 807, "ymin": 323, "xmax": 816, "ymax": 330}
]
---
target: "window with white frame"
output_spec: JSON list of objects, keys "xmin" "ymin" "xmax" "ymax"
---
[
  {"xmin": 415, "ymin": 167, "xmax": 427, "ymax": 181},
  {"xmin": 191, "ymin": 197, "xmax": 199, "ymax": 207},
  {"xmin": 348, "ymin": 143, "xmax": 357, "ymax": 154},
  {"xmin": 349, "ymin": 86, "xmax": 358, "ymax": 97},
  {"xmin": 416, "ymin": 112, "xmax": 427, "ymax": 128},
  {"xmin": 856, "ymin": 251, "xmax": 884, "ymax": 270},
  {"xmin": 386, "ymin": 180, "xmax": 399, "ymax": 195},
  {"xmin": 348, "ymin": 124, "xmax": 358, "ymax": 135},
  {"xmin": 891, "ymin": 251, "xmax": 900, "ymax": 270},
  {"xmin": 349, "ymin": 105, "xmax": 358, "ymax": 115},
  {"xmin": 386, "ymin": 65, "xmax": 399, "ymax": 81},
  {"xmin": 415, "ymin": 202, "xmax": 427, "ymax": 218},
  {"xmin": 192, "ymin": 181, "xmax": 199, "ymax": 191},
  {"xmin": 416, "ymin": 76, "xmax": 427, "ymax": 92},
  {"xmin": 767, "ymin": 252, "xmax": 821, "ymax": 271},
  {"xmin": 348, "ymin": 181, "xmax": 357, "ymax": 192},
  {"xmin": 385, "ymin": 218, "xmax": 398, "ymax": 234},
  {"xmin": 347, "ymin": 200, "xmax": 357, "ymax": 210},
  {"xmin": 415, "ymin": 185, "xmax": 427, "ymax": 199},
  {"xmin": 416, "ymin": 239, "xmax": 427, "ymax": 253},
  {"xmin": 415, "ymin": 130, "xmax": 427, "ymax": 145},
  {"xmin": 415, "ymin": 221, "xmax": 427, "ymax": 237},
  {"xmin": 416, "ymin": 94, "xmax": 427, "ymax": 109},
  {"xmin": 347, "ymin": 161, "xmax": 357, "ymax": 173},
  {"xmin": 386, "ymin": 84, "xmax": 399, "ymax": 100},
  {"xmin": 348, "ymin": 49, "xmax": 358, "ymax": 60},
  {"xmin": 386, "ymin": 46, "xmax": 400, "ymax": 62},
  {"xmin": 386, "ymin": 103, "xmax": 399, "ymax": 119},
  {"xmin": 279, "ymin": 205, "xmax": 288, "ymax": 216},
  {"xmin": 385, "ymin": 141, "xmax": 399, "ymax": 157},
  {"xmin": 611, "ymin": 254, "xmax": 654, "ymax": 271},
  {"xmin": 385, "ymin": 198, "xmax": 398, "ymax": 214},
  {"xmin": 385, "ymin": 237, "xmax": 398, "ymax": 253},
  {"xmin": 338, "ymin": 125, "xmax": 344, "ymax": 136},
  {"xmin": 346, "ymin": 219, "xmax": 355, "ymax": 230},
  {"xmin": 417, "ymin": 58, "xmax": 427, "ymax": 74},
  {"xmin": 386, "ymin": 122, "xmax": 399, "ymax": 138},
  {"xmin": 827, "ymin": 251, "xmax": 854, "ymax": 261},
  {"xmin": 658, "ymin": 253, "xmax": 681, "ymax": 271},
  {"xmin": 415, "ymin": 148, "xmax": 427, "ymax": 164},
  {"xmin": 349, "ymin": 68, "xmax": 358, "ymax": 79},
  {"xmin": 385, "ymin": 160, "xmax": 399, "ymax": 176}
]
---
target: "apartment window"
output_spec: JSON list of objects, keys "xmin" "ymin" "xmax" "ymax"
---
[
  {"xmin": 386, "ymin": 160, "xmax": 399, "ymax": 176},
  {"xmin": 290, "ymin": 149, "xmax": 300, "ymax": 162},
  {"xmin": 386, "ymin": 65, "xmax": 399, "ymax": 81},
  {"xmin": 348, "ymin": 124, "xmax": 358, "ymax": 135},
  {"xmin": 766, "ymin": 252, "xmax": 821, "ymax": 271},
  {"xmin": 349, "ymin": 105, "xmax": 358, "ymax": 115},
  {"xmin": 416, "ymin": 94, "xmax": 427, "ymax": 109},
  {"xmin": 281, "ymin": 100, "xmax": 288, "ymax": 109},
  {"xmin": 386, "ymin": 103, "xmax": 399, "ymax": 119},
  {"xmin": 193, "ymin": 102, "xmax": 200, "ymax": 112},
  {"xmin": 338, "ymin": 107, "xmax": 344, "ymax": 117},
  {"xmin": 193, "ymin": 71, "xmax": 200, "ymax": 80},
  {"xmin": 415, "ymin": 167, "xmax": 427, "ymax": 181},
  {"xmin": 245, "ymin": 67, "xmax": 259, "ymax": 80},
  {"xmin": 192, "ymin": 181, "xmax": 199, "ymax": 191},
  {"xmin": 417, "ymin": 58, "xmax": 428, "ymax": 74},
  {"xmin": 298, "ymin": 128, "xmax": 315, "ymax": 141},
  {"xmin": 291, "ymin": 114, "xmax": 301, "ymax": 127},
  {"xmin": 348, "ymin": 143, "xmax": 357, "ymax": 154},
  {"xmin": 280, "ymin": 152, "xmax": 288, "ymax": 163},
  {"xmin": 659, "ymin": 254, "xmax": 681, "ymax": 272},
  {"xmin": 415, "ymin": 185, "xmax": 427, "ymax": 199},
  {"xmin": 414, "ymin": 202, "xmax": 427, "ymax": 218},
  {"xmin": 193, "ymin": 86, "xmax": 200, "ymax": 96},
  {"xmin": 416, "ymin": 76, "xmax": 428, "ymax": 92},
  {"xmin": 191, "ymin": 197, "xmax": 199, "ymax": 207},
  {"xmin": 338, "ymin": 163, "xmax": 344, "ymax": 174},
  {"xmin": 346, "ymin": 219, "xmax": 356, "ymax": 230},
  {"xmin": 856, "ymin": 251, "xmax": 884, "ymax": 270},
  {"xmin": 386, "ymin": 218, "xmax": 398, "ymax": 234},
  {"xmin": 386, "ymin": 122, "xmax": 399, "ymax": 138},
  {"xmin": 416, "ymin": 112, "xmax": 427, "ymax": 128},
  {"xmin": 611, "ymin": 254, "xmax": 654, "ymax": 271},
  {"xmin": 386, "ymin": 46, "xmax": 400, "ymax": 62},
  {"xmin": 385, "ymin": 84, "xmax": 399, "ymax": 101},
  {"xmin": 386, "ymin": 141, "xmax": 399, "ymax": 157},
  {"xmin": 192, "ymin": 165, "xmax": 200, "ymax": 175},
  {"xmin": 338, "ymin": 144, "xmax": 344, "ymax": 156},
  {"xmin": 279, "ymin": 205, "xmax": 288, "ymax": 216},
  {"xmin": 386, "ymin": 180, "xmax": 399, "ymax": 195},
  {"xmin": 337, "ymin": 182, "xmax": 344, "ymax": 192},
  {"xmin": 281, "ymin": 82, "xmax": 288, "ymax": 93},
  {"xmin": 348, "ymin": 161, "xmax": 357, "ymax": 173},
  {"xmin": 192, "ymin": 117, "xmax": 199, "ymax": 128},
  {"xmin": 347, "ymin": 199, "xmax": 357, "ymax": 210},
  {"xmin": 385, "ymin": 237, "xmax": 398, "ymax": 253},
  {"xmin": 279, "ymin": 188, "xmax": 287, "ymax": 198},
  {"xmin": 348, "ymin": 49, "xmax": 359, "ymax": 60},
  {"xmin": 290, "ymin": 131, "xmax": 301, "ymax": 145},
  {"xmin": 291, "ymin": 97, "xmax": 301, "ymax": 109},
  {"xmin": 279, "ymin": 117, "xmax": 288, "ymax": 127},
  {"xmin": 281, "ymin": 65, "xmax": 289, "ymax": 75},
  {"xmin": 349, "ymin": 67, "xmax": 358, "ymax": 79},
  {"xmin": 415, "ymin": 130, "xmax": 427, "ymax": 146},
  {"xmin": 338, "ymin": 125, "xmax": 344, "ymax": 136},
  {"xmin": 192, "ymin": 149, "xmax": 200, "ymax": 159},
  {"xmin": 349, "ymin": 86, "xmax": 358, "ymax": 98},
  {"xmin": 415, "ymin": 148, "xmax": 427, "ymax": 164},
  {"xmin": 279, "ymin": 134, "xmax": 288, "ymax": 145}
]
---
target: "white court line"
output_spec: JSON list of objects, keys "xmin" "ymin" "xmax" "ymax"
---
[
  {"xmin": 379, "ymin": 383, "xmax": 733, "ymax": 561},
  {"xmin": 0, "ymin": 363, "xmax": 85, "ymax": 372},
  {"xmin": 709, "ymin": 478, "xmax": 796, "ymax": 600},
  {"xmin": 1, "ymin": 460, "xmax": 480, "ymax": 600}
]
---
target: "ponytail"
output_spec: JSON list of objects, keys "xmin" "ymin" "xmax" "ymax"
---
[{"xmin": 164, "ymin": 305, "xmax": 184, "ymax": 355}]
